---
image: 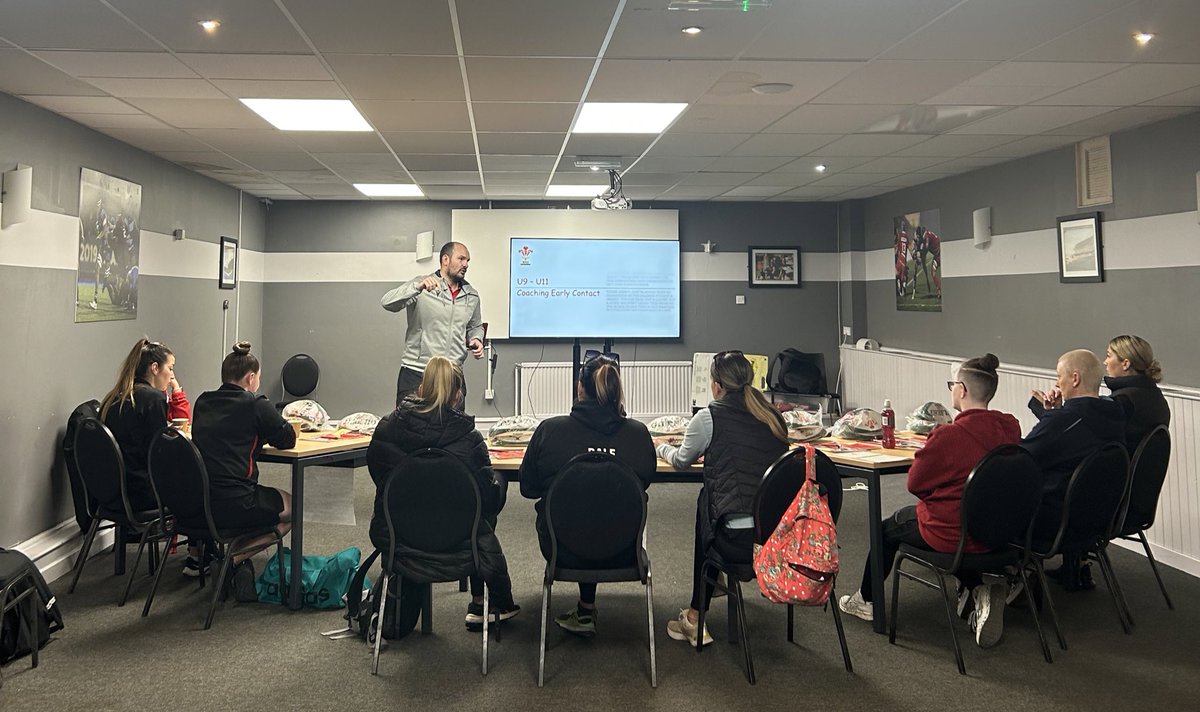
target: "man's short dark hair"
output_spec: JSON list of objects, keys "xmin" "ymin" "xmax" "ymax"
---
[{"xmin": 439, "ymin": 241, "xmax": 464, "ymax": 262}]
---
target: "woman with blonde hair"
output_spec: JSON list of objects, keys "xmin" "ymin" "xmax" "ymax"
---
[
  {"xmin": 367, "ymin": 356, "xmax": 518, "ymax": 632},
  {"xmin": 658, "ymin": 350, "xmax": 789, "ymax": 646},
  {"xmin": 1104, "ymin": 334, "xmax": 1170, "ymax": 450}
]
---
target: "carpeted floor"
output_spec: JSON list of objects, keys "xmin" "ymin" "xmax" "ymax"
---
[{"xmin": 2, "ymin": 464, "xmax": 1197, "ymax": 711}]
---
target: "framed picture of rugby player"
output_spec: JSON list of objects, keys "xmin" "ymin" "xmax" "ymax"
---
[
  {"xmin": 75, "ymin": 168, "xmax": 141, "ymax": 323},
  {"xmin": 894, "ymin": 209, "xmax": 943, "ymax": 313},
  {"xmin": 1056, "ymin": 212, "xmax": 1104, "ymax": 283},
  {"xmin": 748, "ymin": 247, "xmax": 800, "ymax": 287},
  {"xmin": 219, "ymin": 236, "xmax": 238, "ymax": 289}
]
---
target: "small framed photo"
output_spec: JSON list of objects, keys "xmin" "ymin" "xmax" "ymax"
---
[
  {"xmin": 1056, "ymin": 212, "xmax": 1103, "ymax": 283},
  {"xmin": 219, "ymin": 236, "xmax": 238, "ymax": 289},
  {"xmin": 749, "ymin": 246, "xmax": 800, "ymax": 288}
]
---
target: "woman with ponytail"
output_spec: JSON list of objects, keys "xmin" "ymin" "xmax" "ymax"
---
[
  {"xmin": 519, "ymin": 353, "xmax": 656, "ymax": 638},
  {"xmin": 100, "ymin": 337, "xmax": 181, "ymax": 512},
  {"xmin": 1103, "ymin": 335, "xmax": 1170, "ymax": 450},
  {"xmin": 367, "ymin": 356, "xmax": 519, "ymax": 632},
  {"xmin": 657, "ymin": 350, "xmax": 788, "ymax": 647},
  {"xmin": 191, "ymin": 342, "xmax": 296, "ymax": 591}
]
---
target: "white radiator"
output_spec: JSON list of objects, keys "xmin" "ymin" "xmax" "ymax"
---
[
  {"xmin": 839, "ymin": 345, "xmax": 1200, "ymax": 578},
  {"xmin": 515, "ymin": 361, "xmax": 692, "ymax": 420}
]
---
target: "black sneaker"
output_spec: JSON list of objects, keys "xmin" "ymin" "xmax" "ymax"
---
[
  {"xmin": 465, "ymin": 602, "xmax": 521, "ymax": 631},
  {"xmin": 226, "ymin": 560, "xmax": 259, "ymax": 603},
  {"xmin": 182, "ymin": 556, "xmax": 210, "ymax": 578}
]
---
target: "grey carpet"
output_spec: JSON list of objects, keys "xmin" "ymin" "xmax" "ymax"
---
[{"xmin": 2, "ymin": 465, "xmax": 1197, "ymax": 711}]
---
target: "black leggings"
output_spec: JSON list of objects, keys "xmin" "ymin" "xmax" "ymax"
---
[{"xmin": 689, "ymin": 490, "xmax": 754, "ymax": 612}]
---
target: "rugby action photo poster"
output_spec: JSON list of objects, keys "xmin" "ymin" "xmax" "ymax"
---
[
  {"xmin": 894, "ymin": 209, "xmax": 943, "ymax": 313},
  {"xmin": 76, "ymin": 168, "xmax": 141, "ymax": 323}
]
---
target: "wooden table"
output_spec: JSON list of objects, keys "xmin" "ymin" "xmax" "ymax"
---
[{"xmin": 259, "ymin": 433, "xmax": 372, "ymax": 610}]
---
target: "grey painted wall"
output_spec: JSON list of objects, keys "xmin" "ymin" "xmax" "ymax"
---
[
  {"xmin": 0, "ymin": 94, "xmax": 262, "ymax": 547},
  {"xmin": 855, "ymin": 110, "xmax": 1200, "ymax": 386},
  {"xmin": 261, "ymin": 200, "xmax": 842, "ymax": 418}
]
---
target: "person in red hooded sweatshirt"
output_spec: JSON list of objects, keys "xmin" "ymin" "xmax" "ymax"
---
[{"xmin": 838, "ymin": 353, "xmax": 1021, "ymax": 649}]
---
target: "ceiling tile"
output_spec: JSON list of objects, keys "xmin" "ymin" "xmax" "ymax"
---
[
  {"xmin": 176, "ymin": 54, "xmax": 330, "ymax": 81},
  {"xmin": 408, "ymin": 171, "xmax": 482, "ymax": 186},
  {"xmin": 831, "ymin": 187, "xmax": 891, "ymax": 199},
  {"xmin": 20, "ymin": 95, "xmax": 139, "ymax": 114},
  {"xmin": 563, "ymin": 134, "xmax": 655, "ymax": 156},
  {"xmin": 765, "ymin": 104, "xmax": 908, "ymax": 134},
  {"xmin": 260, "ymin": 169, "xmax": 343, "ymax": 183},
  {"xmin": 288, "ymin": 183, "xmax": 363, "ymax": 198},
  {"xmin": 210, "ymin": 80, "xmax": 346, "ymax": 100},
  {"xmin": 889, "ymin": 134, "xmax": 1020, "ymax": 157},
  {"xmin": 846, "ymin": 155, "xmax": 955, "ymax": 173},
  {"xmin": 1017, "ymin": 1, "xmax": 1200, "ymax": 63},
  {"xmin": 157, "ymin": 151, "xmax": 250, "ymax": 171},
  {"xmin": 628, "ymin": 156, "xmax": 715, "ymax": 172},
  {"xmin": 619, "ymin": 172, "xmax": 684, "ymax": 186},
  {"xmin": 423, "ymin": 186, "xmax": 487, "ymax": 200},
  {"xmin": 0, "ymin": 1, "xmax": 158, "ymax": 50},
  {"xmin": 484, "ymin": 185, "xmax": 547, "ymax": 198},
  {"xmin": 400, "ymin": 155, "xmax": 480, "ymax": 171},
  {"xmin": 719, "ymin": 186, "xmax": 789, "ymax": 198},
  {"xmin": 963, "ymin": 62, "xmax": 1127, "ymax": 88},
  {"xmin": 676, "ymin": 172, "xmax": 756, "ymax": 187},
  {"xmin": 671, "ymin": 104, "xmax": 792, "ymax": 133},
  {"xmin": 0, "ymin": 50, "xmax": 107, "ymax": 96},
  {"xmin": 648, "ymin": 133, "xmax": 750, "ymax": 157},
  {"xmin": 813, "ymin": 60, "xmax": 997, "ymax": 105},
  {"xmin": 127, "ymin": 98, "xmax": 271, "ymax": 129},
  {"xmin": 465, "ymin": 58, "xmax": 592, "ymax": 102},
  {"xmin": 287, "ymin": 132, "xmax": 387, "ymax": 152},
  {"xmin": 335, "ymin": 169, "xmax": 413, "ymax": 182},
  {"xmin": 99, "ymin": 127, "xmax": 212, "ymax": 151},
  {"xmin": 875, "ymin": 173, "xmax": 951, "ymax": 188},
  {"xmin": 657, "ymin": 186, "xmax": 728, "ymax": 199},
  {"xmin": 607, "ymin": 4, "xmax": 777, "ymax": 61},
  {"xmin": 950, "ymin": 105, "xmax": 1115, "ymax": 134},
  {"xmin": 921, "ymin": 85, "xmax": 1062, "ymax": 106},
  {"xmin": 477, "ymin": 133, "xmax": 566, "ymax": 154},
  {"xmin": 702, "ymin": 61, "xmax": 864, "ymax": 105},
  {"xmin": 745, "ymin": 0, "xmax": 961, "ymax": 60},
  {"xmin": 703, "ymin": 156, "xmax": 792, "ymax": 172},
  {"xmin": 623, "ymin": 187, "xmax": 668, "ymax": 200},
  {"xmin": 484, "ymin": 172, "xmax": 553, "ymax": 186},
  {"xmin": 742, "ymin": 173, "xmax": 821, "ymax": 188},
  {"xmin": 588, "ymin": 60, "xmax": 729, "ymax": 103},
  {"xmin": 84, "ymin": 78, "xmax": 225, "ymax": 99},
  {"xmin": 357, "ymin": 101, "xmax": 471, "ymax": 132},
  {"xmin": 185, "ymin": 129, "xmax": 301, "ymax": 152},
  {"xmin": 309, "ymin": 153, "xmax": 403, "ymax": 171},
  {"xmin": 1143, "ymin": 86, "xmax": 1200, "ymax": 107},
  {"xmin": 1035, "ymin": 64, "xmax": 1200, "ymax": 106},
  {"xmin": 282, "ymin": 0, "xmax": 456, "ymax": 54},
  {"xmin": 1044, "ymin": 106, "xmax": 1198, "ymax": 136},
  {"xmin": 325, "ymin": 56, "xmax": 465, "ymax": 101},
  {"xmin": 812, "ymin": 134, "xmax": 932, "ymax": 156},
  {"xmin": 725, "ymin": 134, "xmax": 839, "ymax": 157},
  {"xmin": 972, "ymin": 134, "xmax": 1087, "ymax": 158},
  {"xmin": 915, "ymin": 155, "xmax": 1006, "ymax": 173},
  {"xmin": 65, "ymin": 113, "xmax": 171, "ymax": 130},
  {"xmin": 248, "ymin": 187, "xmax": 305, "ymax": 198},
  {"xmin": 775, "ymin": 187, "xmax": 844, "ymax": 200},
  {"xmin": 479, "ymin": 155, "xmax": 559, "ymax": 171},
  {"xmin": 775, "ymin": 156, "xmax": 873, "ymax": 173},
  {"xmin": 33, "ymin": 50, "xmax": 198, "ymax": 78},
  {"xmin": 233, "ymin": 153, "xmax": 325, "ymax": 171},
  {"xmin": 106, "ymin": 0, "xmax": 309, "ymax": 53},
  {"xmin": 807, "ymin": 173, "xmax": 898, "ymax": 188},
  {"xmin": 457, "ymin": 0, "xmax": 617, "ymax": 57},
  {"xmin": 381, "ymin": 132, "xmax": 477, "ymax": 154},
  {"xmin": 471, "ymin": 102, "xmax": 577, "ymax": 133}
]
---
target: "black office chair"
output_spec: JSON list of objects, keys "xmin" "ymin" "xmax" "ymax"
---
[
  {"xmin": 696, "ymin": 447, "xmax": 852, "ymax": 684},
  {"xmin": 539, "ymin": 452, "xmax": 655, "ymax": 688},
  {"xmin": 1021, "ymin": 443, "xmax": 1131, "ymax": 649},
  {"xmin": 1110, "ymin": 426, "xmax": 1173, "ymax": 611},
  {"xmin": 276, "ymin": 353, "xmax": 319, "ymax": 411},
  {"xmin": 66, "ymin": 417, "xmax": 168, "ymax": 606},
  {"xmin": 0, "ymin": 551, "xmax": 44, "ymax": 689},
  {"xmin": 373, "ymin": 448, "xmax": 492, "ymax": 676},
  {"xmin": 142, "ymin": 428, "xmax": 288, "ymax": 630},
  {"xmin": 889, "ymin": 444, "xmax": 1048, "ymax": 674}
]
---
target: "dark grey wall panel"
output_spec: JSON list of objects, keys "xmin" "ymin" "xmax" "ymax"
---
[{"xmin": 239, "ymin": 193, "xmax": 268, "ymax": 252}]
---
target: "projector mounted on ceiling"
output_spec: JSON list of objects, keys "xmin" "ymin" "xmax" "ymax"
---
[{"xmin": 591, "ymin": 169, "xmax": 631, "ymax": 211}]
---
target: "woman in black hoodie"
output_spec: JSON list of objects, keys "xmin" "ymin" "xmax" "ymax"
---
[
  {"xmin": 367, "ymin": 356, "xmax": 517, "ymax": 631},
  {"xmin": 519, "ymin": 354, "xmax": 656, "ymax": 638},
  {"xmin": 1103, "ymin": 334, "xmax": 1170, "ymax": 450}
]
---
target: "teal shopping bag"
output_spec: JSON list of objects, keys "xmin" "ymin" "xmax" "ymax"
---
[{"xmin": 256, "ymin": 547, "xmax": 362, "ymax": 609}]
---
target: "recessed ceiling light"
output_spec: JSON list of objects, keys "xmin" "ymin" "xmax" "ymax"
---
[
  {"xmin": 240, "ymin": 99, "xmax": 372, "ymax": 131},
  {"xmin": 1133, "ymin": 32, "xmax": 1155, "ymax": 45},
  {"xmin": 814, "ymin": 164, "xmax": 827, "ymax": 173},
  {"xmin": 353, "ymin": 183, "xmax": 424, "ymax": 198},
  {"xmin": 751, "ymin": 82, "xmax": 793, "ymax": 95},
  {"xmin": 682, "ymin": 26, "xmax": 703, "ymax": 35},
  {"xmin": 198, "ymin": 19, "xmax": 220, "ymax": 32},
  {"xmin": 546, "ymin": 185, "xmax": 608, "ymax": 198},
  {"xmin": 573, "ymin": 102, "xmax": 688, "ymax": 134}
]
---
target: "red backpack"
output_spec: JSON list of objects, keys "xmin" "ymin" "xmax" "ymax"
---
[{"xmin": 752, "ymin": 444, "xmax": 839, "ymax": 606}]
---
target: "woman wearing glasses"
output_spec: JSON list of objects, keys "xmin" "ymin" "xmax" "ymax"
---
[
  {"xmin": 657, "ymin": 350, "xmax": 790, "ymax": 647},
  {"xmin": 838, "ymin": 353, "xmax": 1021, "ymax": 649},
  {"xmin": 519, "ymin": 353, "xmax": 656, "ymax": 639}
]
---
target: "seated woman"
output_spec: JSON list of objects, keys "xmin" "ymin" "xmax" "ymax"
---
[
  {"xmin": 1103, "ymin": 334, "xmax": 1170, "ymax": 450},
  {"xmin": 839, "ymin": 354, "xmax": 1021, "ymax": 649},
  {"xmin": 519, "ymin": 354, "xmax": 656, "ymax": 638},
  {"xmin": 191, "ymin": 342, "xmax": 295, "ymax": 597},
  {"xmin": 367, "ymin": 356, "xmax": 518, "ymax": 631},
  {"xmin": 658, "ymin": 351, "xmax": 789, "ymax": 647}
]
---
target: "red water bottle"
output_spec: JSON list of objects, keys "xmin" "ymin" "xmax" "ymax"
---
[{"xmin": 881, "ymin": 399, "xmax": 896, "ymax": 449}]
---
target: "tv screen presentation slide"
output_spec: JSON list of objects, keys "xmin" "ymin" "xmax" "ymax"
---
[{"xmin": 509, "ymin": 237, "xmax": 680, "ymax": 338}]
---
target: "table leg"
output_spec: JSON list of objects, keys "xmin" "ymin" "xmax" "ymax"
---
[
  {"xmin": 114, "ymin": 526, "xmax": 126, "ymax": 576},
  {"xmin": 288, "ymin": 461, "xmax": 305, "ymax": 610},
  {"xmin": 867, "ymin": 470, "xmax": 886, "ymax": 634}
]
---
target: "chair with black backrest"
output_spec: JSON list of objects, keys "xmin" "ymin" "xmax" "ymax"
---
[
  {"xmin": 1020, "ymin": 442, "xmax": 1132, "ymax": 649},
  {"xmin": 539, "ymin": 452, "xmax": 655, "ymax": 688},
  {"xmin": 276, "ymin": 353, "xmax": 319, "ymax": 411},
  {"xmin": 66, "ymin": 417, "xmax": 169, "ymax": 606},
  {"xmin": 696, "ymin": 447, "xmax": 851, "ymax": 684},
  {"xmin": 142, "ymin": 428, "xmax": 287, "ymax": 630},
  {"xmin": 0, "ymin": 551, "xmax": 43, "ymax": 689},
  {"xmin": 1110, "ymin": 425, "xmax": 1173, "ymax": 612},
  {"xmin": 373, "ymin": 448, "xmax": 491, "ymax": 676},
  {"xmin": 888, "ymin": 444, "xmax": 1048, "ymax": 675}
]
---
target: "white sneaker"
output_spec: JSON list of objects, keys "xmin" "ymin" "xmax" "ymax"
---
[
  {"xmin": 970, "ymin": 583, "xmax": 1005, "ymax": 648},
  {"xmin": 837, "ymin": 591, "xmax": 873, "ymax": 622},
  {"xmin": 665, "ymin": 609, "xmax": 713, "ymax": 647}
]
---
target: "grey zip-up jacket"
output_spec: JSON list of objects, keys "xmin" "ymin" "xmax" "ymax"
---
[{"xmin": 381, "ymin": 271, "xmax": 484, "ymax": 371}]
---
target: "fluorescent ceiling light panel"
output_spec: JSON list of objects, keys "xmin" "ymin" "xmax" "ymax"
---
[
  {"xmin": 240, "ymin": 98, "xmax": 372, "ymax": 131},
  {"xmin": 546, "ymin": 184, "xmax": 609, "ymax": 197},
  {"xmin": 573, "ymin": 103, "xmax": 687, "ymax": 134},
  {"xmin": 353, "ymin": 183, "xmax": 424, "ymax": 197}
]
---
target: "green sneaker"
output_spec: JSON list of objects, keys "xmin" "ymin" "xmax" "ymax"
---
[{"xmin": 554, "ymin": 607, "xmax": 596, "ymax": 638}]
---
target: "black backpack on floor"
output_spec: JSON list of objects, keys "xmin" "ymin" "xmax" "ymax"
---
[
  {"xmin": 0, "ymin": 548, "xmax": 64, "ymax": 664},
  {"xmin": 344, "ymin": 550, "xmax": 422, "ymax": 642}
]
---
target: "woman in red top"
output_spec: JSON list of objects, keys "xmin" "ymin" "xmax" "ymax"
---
[{"xmin": 838, "ymin": 353, "xmax": 1021, "ymax": 649}]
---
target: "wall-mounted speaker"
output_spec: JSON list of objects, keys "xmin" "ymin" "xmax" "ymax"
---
[
  {"xmin": 1, "ymin": 164, "xmax": 33, "ymax": 230},
  {"xmin": 415, "ymin": 230, "xmax": 434, "ymax": 261},
  {"xmin": 972, "ymin": 206, "xmax": 992, "ymax": 249}
]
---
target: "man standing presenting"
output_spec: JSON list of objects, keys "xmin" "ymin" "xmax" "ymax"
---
[{"xmin": 381, "ymin": 241, "xmax": 484, "ymax": 405}]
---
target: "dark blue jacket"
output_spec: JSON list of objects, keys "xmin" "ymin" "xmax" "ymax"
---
[{"xmin": 1022, "ymin": 395, "xmax": 1126, "ymax": 511}]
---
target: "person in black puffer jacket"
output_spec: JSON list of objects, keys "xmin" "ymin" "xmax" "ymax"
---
[
  {"xmin": 657, "ymin": 351, "xmax": 789, "ymax": 646},
  {"xmin": 1102, "ymin": 334, "xmax": 1170, "ymax": 451},
  {"xmin": 367, "ymin": 356, "xmax": 517, "ymax": 631},
  {"xmin": 519, "ymin": 354, "xmax": 656, "ymax": 639}
]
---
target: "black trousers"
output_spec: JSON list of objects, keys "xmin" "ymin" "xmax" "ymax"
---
[
  {"xmin": 860, "ymin": 504, "xmax": 981, "ymax": 602},
  {"xmin": 689, "ymin": 489, "xmax": 754, "ymax": 612}
]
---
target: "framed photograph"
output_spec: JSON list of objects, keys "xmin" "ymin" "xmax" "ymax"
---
[
  {"xmin": 219, "ymin": 236, "xmax": 238, "ymax": 289},
  {"xmin": 75, "ymin": 167, "xmax": 141, "ymax": 323},
  {"xmin": 1056, "ymin": 212, "xmax": 1103, "ymax": 283},
  {"xmin": 748, "ymin": 246, "xmax": 800, "ymax": 288}
]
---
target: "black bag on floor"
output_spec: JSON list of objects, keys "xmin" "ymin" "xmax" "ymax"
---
[
  {"xmin": 0, "ymin": 548, "xmax": 64, "ymax": 664},
  {"xmin": 344, "ymin": 550, "xmax": 422, "ymax": 642}
]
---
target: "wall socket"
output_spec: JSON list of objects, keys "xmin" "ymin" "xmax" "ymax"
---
[
  {"xmin": 735, "ymin": 295, "xmax": 745, "ymax": 305},
  {"xmin": 842, "ymin": 326, "xmax": 852, "ymax": 337},
  {"xmin": 484, "ymin": 388, "xmax": 495, "ymax": 400}
]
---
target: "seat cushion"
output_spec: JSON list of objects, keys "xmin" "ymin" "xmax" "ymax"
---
[{"xmin": 899, "ymin": 543, "xmax": 1019, "ymax": 572}]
